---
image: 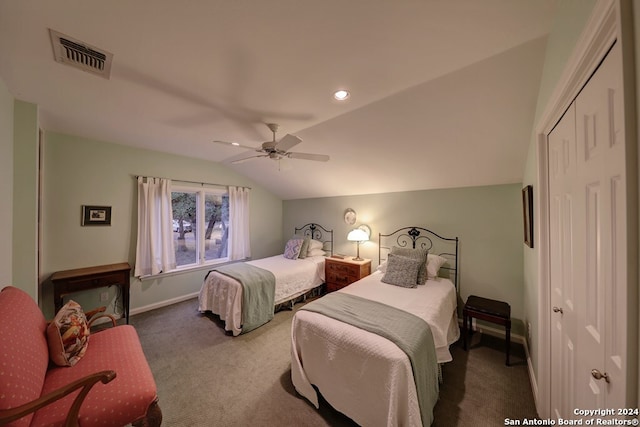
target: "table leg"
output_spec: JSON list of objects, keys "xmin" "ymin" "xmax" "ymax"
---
[
  {"xmin": 506, "ymin": 320, "xmax": 511, "ymax": 366},
  {"xmin": 463, "ymin": 310, "xmax": 468, "ymax": 350}
]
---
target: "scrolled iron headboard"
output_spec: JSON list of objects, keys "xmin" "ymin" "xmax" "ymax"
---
[
  {"xmin": 294, "ymin": 223, "xmax": 333, "ymax": 256},
  {"xmin": 378, "ymin": 226, "xmax": 459, "ymax": 291}
]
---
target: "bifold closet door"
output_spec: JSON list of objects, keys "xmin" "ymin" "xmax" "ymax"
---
[
  {"xmin": 548, "ymin": 41, "xmax": 628, "ymax": 415},
  {"xmin": 573, "ymin": 41, "xmax": 627, "ymax": 411}
]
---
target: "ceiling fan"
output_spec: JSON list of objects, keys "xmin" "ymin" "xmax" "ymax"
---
[{"xmin": 213, "ymin": 123, "xmax": 330, "ymax": 164}]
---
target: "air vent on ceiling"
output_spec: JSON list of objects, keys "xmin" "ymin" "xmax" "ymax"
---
[{"xmin": 49, "ymin": 29, "xmax": 113, "ymax": 79}]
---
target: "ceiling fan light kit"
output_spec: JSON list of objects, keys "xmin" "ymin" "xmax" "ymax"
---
[{"xmin": 214, "ymin": 123, "xmax": 330, "ymax": 164}]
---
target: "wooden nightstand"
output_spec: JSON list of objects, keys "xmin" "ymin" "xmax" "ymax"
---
[{"xmin": 325, "ymin": 257, "xmax": 371, "ymax": 292}]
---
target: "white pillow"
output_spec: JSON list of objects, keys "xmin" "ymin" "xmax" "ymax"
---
[
  {"xmin": 376, "ymin": 260, "xmax": 388, "ymax": 273},
  {"xmin": 307, "ymin": 248, "xmax": 326, "ymax": 257},
  {"xmin": 427, "ymin": 254, "xmax": 447, "ymax": 279},
  {"xmin": 307, "ymin": 239, "xmax": 323, "ymax": 251}
]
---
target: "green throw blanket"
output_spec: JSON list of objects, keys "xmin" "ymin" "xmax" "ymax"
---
[
  {"xmin": 301, "ymin": 292, "xmax": 439, "ymax": 426},
  {"xmin": 212, "ymin": 263, "xmax": 276, "ymax": 334}
]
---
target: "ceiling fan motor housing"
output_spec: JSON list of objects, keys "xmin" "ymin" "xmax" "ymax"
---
[{"xmin": 262, "ymin": 141, "xmax": 278, "ymax": 151}]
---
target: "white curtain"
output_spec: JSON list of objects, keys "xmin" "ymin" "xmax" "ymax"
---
[
  {"xmin": 228, "ymin": 186, "xmax": 251, "ymax": 260},
  {"xmin": 134, "ymin": 177, "xmax": 176, "ymax": 277}
]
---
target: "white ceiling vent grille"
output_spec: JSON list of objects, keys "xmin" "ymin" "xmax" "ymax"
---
[{"xmin": 49, "ymin": 29, "xmax": 113, "ymax": 79}]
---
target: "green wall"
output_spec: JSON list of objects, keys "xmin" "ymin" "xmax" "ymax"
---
[
  {"xmin": 522, "ymin": 0, "xmax": 596, "ymax": 383},
  {"xmin": 0, "ymin": 79, "xmax": 13, "ymax": 288},
  {"xmin": 13, "ymin": 101, "xmax": 39, "ymax": 299},
  {"xmin": 284, "ymin": 183, "xmax": 526, "ymax": 335},
  {"xmin": 40, "ymin": 132, "xmax": 283, "ymax": 319}
]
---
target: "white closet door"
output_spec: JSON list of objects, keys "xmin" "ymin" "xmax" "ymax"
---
[
  {"xmin": 548, "ymin": 41, "xmax": 627, "ymax": 414},
  {"xmin": 574, "ymin": 42, "xmax": 627, "ymax": 410},
  {"xmin": 548, "ymin": 102, "xmax": 578, "ymax": 419}
]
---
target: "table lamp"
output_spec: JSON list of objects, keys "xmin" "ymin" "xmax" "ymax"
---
[{"xmin": 347, "ymin": 228, "xmax": 369, "ymax": 261}]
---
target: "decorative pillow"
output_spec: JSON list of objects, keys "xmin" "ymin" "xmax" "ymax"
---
[
  {"xmin": 381, "ymin": 254, "xmax": 422, "ymax": 288},
  {"xmin": 427, "ymin": 254, "xmax": 448, "ymax": 279},
  {"xmin": 391, "ymin": 246, "xmax": 428, "ymax": 285},
  {"xmin": 307, "ymin": 248, "xmax": 326, "ymax": 257},
  {"xmin": 297, "ymin": 236, "xmax": 311, "ymax": 259},
  {"xmin": 283, "ymin": 238, "xmax": 304, "ymax": 259},
  {"xmin": 47, "ymin": 300, "xmax": 90, "ymax": 367}
]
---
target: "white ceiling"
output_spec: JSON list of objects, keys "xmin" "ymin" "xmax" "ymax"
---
[{"xmin": 0, "ymin": 0, "xmax": 556, "ymax": 200}]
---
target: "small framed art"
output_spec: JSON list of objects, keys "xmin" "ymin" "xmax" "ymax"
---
[
  {"xmin": 522, "ymin": 185, "xmax": 533, "ymax": 248},
  {"xmin": 82, "ymin": 205, "xmax": 112, "ymax": 226}
]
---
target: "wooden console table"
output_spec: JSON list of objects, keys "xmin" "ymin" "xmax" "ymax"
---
[{"xmin": 50, "ymin": 262, "xmax": 131, "ymax": 324}]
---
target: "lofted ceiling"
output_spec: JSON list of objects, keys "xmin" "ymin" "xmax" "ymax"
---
[{"xmin": 0, "ymin": 0, "xmax": 557, "ymax": 200}]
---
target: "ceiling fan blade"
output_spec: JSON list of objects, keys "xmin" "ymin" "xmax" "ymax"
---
[
  {"xmin": 213, "ymin": 140, "xmax": 258, "ymax": 151},
  {"xmin": 230, "ymin": 155, "xmax": 268, "ymax": 164},
  {"xmin": 287, "ymin": 152, "xmax": 330, "ymax": 162},
  {"xmin": 222, "ymin": 150, "xmax": 265, "ymax": 164},
  {"xmin": 275, "ymin": 134, "xmax": 302, "ymax": 152}
]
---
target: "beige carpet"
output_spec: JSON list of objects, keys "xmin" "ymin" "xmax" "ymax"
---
[{"xmin": 129, "ymin": 297, "xmax": 537, "ymax": 426}]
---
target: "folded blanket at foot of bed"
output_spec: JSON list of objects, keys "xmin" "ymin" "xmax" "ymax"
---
[
  {"xmin": 298, "ymin": 292, "xmax": 439, "ymax": 426},
  {"xmin": 212, "ymin": 263, "xmax": 276, "ymax": 334}
]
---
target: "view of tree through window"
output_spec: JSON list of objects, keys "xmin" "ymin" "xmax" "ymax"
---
[{"xmin": 172, "ymin": 187, "xmax": 229, "ymax": 267}]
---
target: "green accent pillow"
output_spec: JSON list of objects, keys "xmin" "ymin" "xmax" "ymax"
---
[{"xmin": 297, "ymin": 235, "xmax": 311, "ymax": 259}]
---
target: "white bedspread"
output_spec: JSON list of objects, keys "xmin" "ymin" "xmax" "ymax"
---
[
  {"xmin": 291, "ymin": 271, "xmax": 459, "ymax": 427},
  {"xmin": 198, "ymin": 255, "xmax": 325, "ymax": 336}
]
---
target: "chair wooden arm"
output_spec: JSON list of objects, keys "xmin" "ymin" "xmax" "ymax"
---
[
  {"xmin": 84, "ymin": 306, "xmax": 107, "ymax": 320},
  {"xmin": 87, "ymin": 313, "xmax": 118, "ymax": 328},
  {"xmin": 0, "ymin": 370, "xmax": 116, "ymax": 427},
  {"xmin": 85, "ymin": 306, "xmax": 118, "ymax": 328}
]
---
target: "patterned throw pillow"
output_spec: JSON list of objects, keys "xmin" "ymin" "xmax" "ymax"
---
[
  {"xmin": 47, "ymin": 300, "xmax": 90, "ymax": 367},
  {"xmin": 391, "ymin": 246, "xmax": 428, "ymax": 285},
  {"xmin": 283, "ymin": 238, "xmax": 304, "ymax": 259},
  {"xmin": 381, "ymin": 254, "xmax": 422, "ymax": 288}
]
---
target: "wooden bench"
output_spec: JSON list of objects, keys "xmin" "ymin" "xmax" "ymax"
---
[{"xmin": 463, "ymin": 294, "xmax": 511, "ymax": 366}]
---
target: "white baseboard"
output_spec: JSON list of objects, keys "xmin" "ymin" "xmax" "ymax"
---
[
  {"xmin": 522, "ymin": 336, "xmax": 540, "ymax": 416},
  {"xmin": 460, "ymin": 319, "xmax": 525, "ymax": 344},
  {"xmin": 129, "ymin": 292, "xmax": 199, "ymax": 317}
]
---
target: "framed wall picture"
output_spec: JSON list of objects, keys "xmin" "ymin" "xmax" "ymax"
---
[
  {"xmin": 522, "ymin": 185, "xmax": 533, "ymax": 248},
  {"xmin": 82, "ymin": 205, "xmax": 112, "ymax": 226}
]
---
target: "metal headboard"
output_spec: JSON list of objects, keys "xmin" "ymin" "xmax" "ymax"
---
[
  {"xmin": 294, "ymin": 223, "xmax": 333, "ymax": 256},
  {"xmin": 379, "ymin": 226, "xmax": 459, "ymax": 291}
]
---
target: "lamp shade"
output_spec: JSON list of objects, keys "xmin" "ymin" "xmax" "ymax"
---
[{"xmin": 347, "ymin": 228, "xmax": 369, "ymax": 242}]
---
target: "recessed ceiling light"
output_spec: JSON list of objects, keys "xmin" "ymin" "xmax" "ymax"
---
[
  {"xmin": 333, "ymin": 90, "xmax": 350, "ymax": 101},
  {"xmin": 231, "ymin": 142, "xmax": 240, "ymax": 146}
]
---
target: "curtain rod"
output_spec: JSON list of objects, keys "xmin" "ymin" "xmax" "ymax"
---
[{"xmin": 134, "ymin": 175, "xmax": 251, "ymax": 190}]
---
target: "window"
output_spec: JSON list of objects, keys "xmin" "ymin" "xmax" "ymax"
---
[
  {"xmin": 172, "ymin": 186, "xmax": 229, "ymax": 268},
  {"xmin": 135, "ymin": 177, "xmax": 248, "ymax": 278}
]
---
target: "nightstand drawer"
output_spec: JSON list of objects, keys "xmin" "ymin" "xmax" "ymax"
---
[
  {"xmin": 327, "ymin": 262, "xmax": 360, "ymax": 275},
  {"xmin": 326, "ymin": 271, "xmax": 358, "ymax": 285},
  {"xmin": 324, "ymin": 257, "xmax": 371, "ymax": 293}
]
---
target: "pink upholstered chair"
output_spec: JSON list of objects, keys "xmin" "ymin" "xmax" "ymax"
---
[{"xmin": 0, "ymin": 286, "xmax": 162, "ymax": 427}]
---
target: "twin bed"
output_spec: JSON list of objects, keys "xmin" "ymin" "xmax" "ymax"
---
[
  {"xmin": 291, "ymin": 226, "xmax": 460, "ymax": 427},
  {"xmin": 198, "ymin": 223, "xmax": 460, "ymax": 426},
  {"xmin": 198, "ymin": 223, "xmax": 333, "ymax": 336}
]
